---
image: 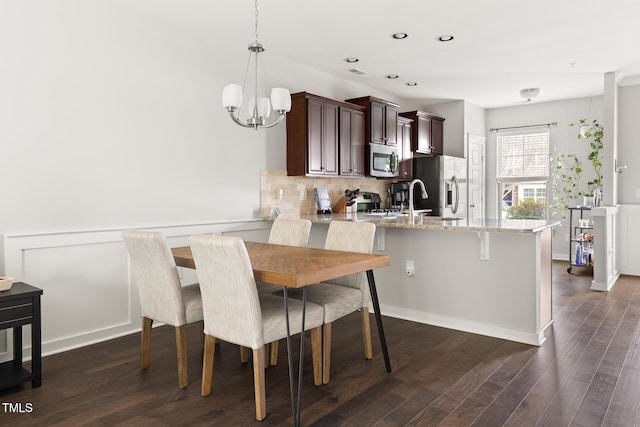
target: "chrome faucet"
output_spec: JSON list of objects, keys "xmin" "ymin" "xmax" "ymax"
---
[{"xmin": 409, "ymin": 178, "xmax": 428, "ymax": 221}]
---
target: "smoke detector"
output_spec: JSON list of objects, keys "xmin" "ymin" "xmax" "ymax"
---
[
  {"xmin": 347, "ymin": 68, "xmax": 366, "ymax": 76},
  {"xmin": 520, "ymin": 88, "xmax": 540, "ymax": 102}
]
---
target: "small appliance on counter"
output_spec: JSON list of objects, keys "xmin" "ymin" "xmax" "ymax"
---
[
  {"xmin": 353, "ymin": 192, "xmax": 382, "ymax": 212},
  {"xmin": 390, "ymin": 182, "xmax": 411, "ymax": 211},
  {"xmin": 353, "ymin": 193, "xmax": 403, "ymax": 216}
]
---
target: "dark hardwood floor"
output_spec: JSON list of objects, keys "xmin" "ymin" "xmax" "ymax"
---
[{"xmin": 2, "ymin": 261, "xmax": 639, "ymax": 426}]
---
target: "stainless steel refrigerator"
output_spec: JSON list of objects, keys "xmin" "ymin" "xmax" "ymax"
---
[{"xmin": 412, "ymin": 156, "xmax": 467, "ymax": 218}]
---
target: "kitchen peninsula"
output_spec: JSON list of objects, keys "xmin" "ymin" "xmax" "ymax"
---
[{"xmin": 299, "ymin": 213, "xmax": 559, "ymax": 346}]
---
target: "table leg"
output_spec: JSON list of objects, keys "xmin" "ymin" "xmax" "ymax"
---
[
  {"xmin": 13, "ymin": 326, "xmax": 22, "ymax": 368},
  {"xmin": 32, "ymin": 295, "xmax": 42, "ymax": 387},
  {"xmin": 283, "ymin": 287, "xmax": 306, "ymax": 427},
  {"xmin": 366, "ymin": 270, "xmax": 391, "ymax": 373}
]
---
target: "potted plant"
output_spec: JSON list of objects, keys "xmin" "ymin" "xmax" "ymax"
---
[
  {"xmin": 571, "ymin": 118, "xmax": 604, "ymax": 205},
  {"xmin": 550, "ymin": 118, "xmax": 604, "ymax": 221},
  {"xmin": 550, "ymin": 150, "xmax": 582, "ymax": 221}
]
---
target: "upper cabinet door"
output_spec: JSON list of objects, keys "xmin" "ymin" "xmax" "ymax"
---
[
  {"xmin": 431, "ymin": 117, "xmax": 444, "ymax": 155},
  {"xmin": 341, "ymin": 108, "xmax": 365, "ymax": 176},
  {"xmin": 370, "ymin": 101, "xmax": 386, "ymax": 144},
  {"xmin": 322, "ymin": 103, "xmax": 339, "ymax": 175},
  {"xmin": 415, "ymin": 114, "xmax": 432, "ymax": 154},
  {"xmin": 385, "ymin": 104, "xmax": 398, "ymax": 145},
  {"xmin": 398, "ymin": 116, "xmax": 413, "ymax": 179},
  {"xmin": 351, "ymin": 110, "xmax": 365, "ymax": 175},
  {"xmin": 307, "ymin": 98, "xmax": 325, "ymax": 175}
]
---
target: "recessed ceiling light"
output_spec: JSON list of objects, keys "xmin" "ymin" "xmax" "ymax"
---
[
  {"xmin": 406, "ymin": 82, "xmax": 418, "ymax": 86},
  {"xmin": 391, "ymin": 33, "xmax": 408, "ymax": 40},
  {"xmin": 437, "ymin": 34, "xmax": 454, "ymax": 42},
  {"xmin": 386, "ymin": 74, "xmax": 399, "ymax": 79},
  {"xmin": 344, "ymin": 57, "xmax": 359, "ymax": 63}
]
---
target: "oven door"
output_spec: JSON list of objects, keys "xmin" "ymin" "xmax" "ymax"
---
[{"xmin": 369, "ymin": 143, "xmax": 399, "ymax": 177}]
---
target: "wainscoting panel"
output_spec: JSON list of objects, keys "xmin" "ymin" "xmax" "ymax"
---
[
  {"xmin": 620, "ymin": 205, "xmax": 640, "ymax": 276},
  {"xmin": 0, "ymin": 219, "xmax": 271, "ymax": 362}
]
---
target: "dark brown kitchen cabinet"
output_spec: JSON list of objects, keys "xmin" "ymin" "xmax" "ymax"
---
[
  {"xmin": 400, "ymin": 110, "xmax": 445, "ymax": 155},
  {"xmin": 340, "ymin": 107, "xmax": 365, "ymax": 176},
  {"xmin": 397, "ymin": 116, "xmax": 413, "ymax": 180},
  {"xmin": 308, "ymin": 98, "xmax": 339, "ymax": 175},
  {"xmin": 346, "ymin": 96, "xmax": 400, "ymax": 146},
  {"xmin": 287, "ymin": 92, "xmax": 364, "ymax": 177}
]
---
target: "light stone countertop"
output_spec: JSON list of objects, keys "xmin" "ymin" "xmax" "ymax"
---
[{"xmin": 296, "ymin": 213, "xmax": 560, "ymax": 234}]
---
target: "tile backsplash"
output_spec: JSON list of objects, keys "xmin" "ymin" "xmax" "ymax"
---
[{"xmin": 260, "ymin": 170, "xmax": 393, "ymax": 217}]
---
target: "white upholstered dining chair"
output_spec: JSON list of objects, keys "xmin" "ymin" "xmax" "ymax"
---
[
  {"xmin": 188, "ymin": 234, "xmax": 323, "ymax": 421},
  {"xmin": 289, "ymin": 221, "xmax": 376, "ymax": 384},
  {"xmin": 122, "ymin": 229, "xmax": 203, "ymax": 389},
  {"xmin": 257, "ymin": 218, "xmax": 312, "ymax": 295},
  {"xmin": 258, "ymin": 218, "xmax": 312, "ymax": 366}
]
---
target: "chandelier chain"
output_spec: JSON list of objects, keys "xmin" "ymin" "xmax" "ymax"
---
[{"xmin": 254, "ymin": 0, "xmax": 259, "ymax": 42}]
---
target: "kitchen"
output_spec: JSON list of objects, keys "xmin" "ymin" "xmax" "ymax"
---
[
  {"xmin": 258, "ymin": 89, "xmax": 555, "ymax": 345},
  {"xmin": 2, "ymin": 0, "xmax": 640, "ymax": 425}
]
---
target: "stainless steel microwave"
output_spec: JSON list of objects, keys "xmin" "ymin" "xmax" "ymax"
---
[{"xmin": 369, "ymin": 143, "xmax": 399, "ymax": 178}]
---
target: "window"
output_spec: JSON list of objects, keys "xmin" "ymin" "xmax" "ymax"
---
[{"xmin": 497, "ymin": 129, "xmax": 549, "ymax": 219}]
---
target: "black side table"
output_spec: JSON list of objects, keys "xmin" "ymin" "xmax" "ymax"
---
[{"xmin": 0, "ymin": 282, "xmax": 43, "ymax": 389}]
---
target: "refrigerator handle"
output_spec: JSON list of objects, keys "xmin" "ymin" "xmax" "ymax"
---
[{"xmin": 452, "ymin": 175, "xmax": 459, "ymax": 214}]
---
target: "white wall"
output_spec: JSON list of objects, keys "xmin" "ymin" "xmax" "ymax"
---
[
  {"xmin": 618, "ymin": 84, "xmax": 640, "ymax": 204},
  {"xmin": 0, "ymin": 1, "xmax": 403, "ymax": 237},
  {"xmin": 464, "ymin": 101, "xmax": 487, "ymax": 144}
]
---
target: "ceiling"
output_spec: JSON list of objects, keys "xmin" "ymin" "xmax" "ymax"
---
[{"xmin": 124, "ymin": 0, "xmax": 640, "ymax": 109}]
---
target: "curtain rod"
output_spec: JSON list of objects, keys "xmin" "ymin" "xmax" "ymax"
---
[{"xmin": 489, "ymin": 121, "xmax": 557, "ymax": 132}]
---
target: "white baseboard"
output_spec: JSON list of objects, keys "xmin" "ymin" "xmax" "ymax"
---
[{"xmin": 380, "ymin": 303, "xmax": 546, "ymax": 347}]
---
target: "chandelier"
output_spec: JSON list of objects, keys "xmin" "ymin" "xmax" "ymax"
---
[{"xmin": 222, "ymin": 0, "xmax": 291, "ymax": 130}]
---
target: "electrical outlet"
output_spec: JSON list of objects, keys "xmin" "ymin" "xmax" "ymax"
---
[
  {"xmin": 636, "ymin": 188, "xmax": 640, "ymax": 199},
  {"xmin": 565, "ymin": 233, "xmax": 570, "ymax": 242},
  {"xmin": 300, "ymin": 190, "xmax": 306, "ymax": 201},
  {"xmin": 405, "ymin": 260, "xmax": 415, "ymax": 277},
  {"xmin": 275, "ymin": 189, "xmax": 284, "ymax": 200}
]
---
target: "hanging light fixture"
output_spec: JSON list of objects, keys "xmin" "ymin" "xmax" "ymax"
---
[{"xmin": 222, "ymin": 0, "xmax": 291, "ymax": 130}]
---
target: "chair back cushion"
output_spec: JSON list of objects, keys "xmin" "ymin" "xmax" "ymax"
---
[
  {"xmin": 324, "ymin": 221, "xmax": 376, "ymax": 307},
  {"xmin": 268, "ymin": 218, "xmax": 312, "ymax": 247},
  {"xmin": 123, "ymin": 230, "xmax": 186, "ymax": 326},
  {"xmin": 189, "ymin": 234, "xmax": 264, "ymax": 348}
]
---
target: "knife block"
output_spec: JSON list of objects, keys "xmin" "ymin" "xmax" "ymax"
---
[{"xmin": 332, "ymin": 196, "xmax": 348, "ymax": 213}]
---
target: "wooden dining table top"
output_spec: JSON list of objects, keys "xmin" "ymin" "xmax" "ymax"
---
[{"xmin": 172, "ymin": 241, "xmax": 390, "ymax": 289}]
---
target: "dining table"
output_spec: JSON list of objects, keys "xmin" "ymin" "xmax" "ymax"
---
[{"xmin": 172, "ymin": 241, "xmax": 391, "ymax": 426}]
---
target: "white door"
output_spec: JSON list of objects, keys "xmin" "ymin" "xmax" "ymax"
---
[{"xmin": 467, "ymin": 133, "xmax": 485, "ymax": 222}]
